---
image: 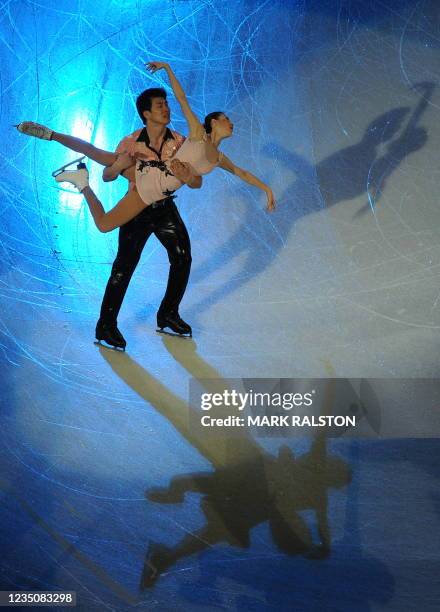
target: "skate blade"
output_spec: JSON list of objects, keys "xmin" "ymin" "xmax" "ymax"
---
[
  {"xmin": 94, "ymin": 339, "xmax": 126, "ymax": 351},
  {"xmin": 52, "ymin": 156, "xmax": 86, "ymax": 177},
  {"xmin": 156, "ymin": 328, "xmax": 192, "ymax": 338}
]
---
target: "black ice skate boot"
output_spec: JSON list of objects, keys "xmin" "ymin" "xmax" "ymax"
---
[
  {"xmin": 156, "ymin": 311, "xmax": 192, "ymax": 337},
  {"xmin": 95, "ymin": 319, "xmax": 126, "ymax": 350}
]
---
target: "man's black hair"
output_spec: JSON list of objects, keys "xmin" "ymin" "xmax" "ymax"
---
[{"xmin": 136, "ymin": 88, "xmax": 167, "ymax": 124}]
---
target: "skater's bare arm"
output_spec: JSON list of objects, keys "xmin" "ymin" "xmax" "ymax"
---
[
  {"xmin": 102, "ymin": 153, "xmax": 135, "ymax": 182},
  {"xmin": 120, "ymin": 165, "xmax": 136, "ymax": 183},
  {"xmin": 187, "ymin": 174, "xmax": 202, "ymax": 189},
  {"xmin": 146, "ymin": 62, "xmax": 205, "ymax": 141},
  {"xmin": 170, "ymin": 159, "xmax": 202, "ymax": 189},
  {"xmin": 51, "ymin": 132, "xmax": 117, "ymax": 166},
  {"xmin": 219, "ymin": 154, "xmax": 276, "ymax": 211}
]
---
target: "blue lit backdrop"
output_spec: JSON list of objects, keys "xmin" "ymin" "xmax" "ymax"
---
[{"xmin": 1, "ymin": 1, "xmax": 440, "ymax": 609}]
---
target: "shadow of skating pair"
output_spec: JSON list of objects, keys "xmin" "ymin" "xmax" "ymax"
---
[{"xmin": 99, "ymin": 338, "xmax": 355, "ymax": 590}]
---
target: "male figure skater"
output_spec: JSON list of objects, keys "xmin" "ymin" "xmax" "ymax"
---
[{"xmin": 96, "ymin": 87, "xmax": 202, "ymax": 348}]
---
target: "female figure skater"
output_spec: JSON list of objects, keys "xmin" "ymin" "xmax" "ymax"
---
[{"xmin": 16, "ymin": 61, "xmax": 275, "ymax": 233}]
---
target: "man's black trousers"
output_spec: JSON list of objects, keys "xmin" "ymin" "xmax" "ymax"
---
[{"xmin": 99, "ymin": 199, "xmax": 192, "ymax": 324}]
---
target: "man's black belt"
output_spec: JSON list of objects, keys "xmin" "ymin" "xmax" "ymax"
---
[{"xmin": 149, "ymin": 194, "xmax": 175, "ymax": 209}]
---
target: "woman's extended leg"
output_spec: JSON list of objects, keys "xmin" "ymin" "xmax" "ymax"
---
[
  {"xmin": 51, "ymin": 132, "xmax": 117, "ymax": 166},
  {"xmin": 17, "ymin": 121, "xmax": 117, "ymax": 166},
  {"xmin": 82, "ymin": 186, "xmax": 146, "ymax": 232}
]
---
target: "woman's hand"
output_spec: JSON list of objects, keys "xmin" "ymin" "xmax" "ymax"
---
[
  {"xmin": 266, "ymin": 189, "xmax": 276, "ymax": 212},
  {"xmin": 146, "ymin": 61, "xmax": 169, "ymax": 74}
]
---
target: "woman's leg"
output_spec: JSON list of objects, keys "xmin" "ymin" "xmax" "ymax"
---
[
  {"xmin": 51, "ymin": 132, "xmax": 117, "ymax": 166},
  {"xmin": 17, "ymin": 122, "xmax": 117, "ymax": 166},
  {"xmin": 82, "ymin": 187, "xmax": 147, "ymax": 232}
]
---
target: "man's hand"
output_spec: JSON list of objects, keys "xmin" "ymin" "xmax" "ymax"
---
[
  {"xmin": 170, "ymin": 159, "xmax": 198, "ymax": 185},
  {"xmin": 102, "ymin": 153, "xmax": 134, "ymax": 182},
  {"xmin": 114, "ymin": 152, "xmax": 135, "ymax": 172}
]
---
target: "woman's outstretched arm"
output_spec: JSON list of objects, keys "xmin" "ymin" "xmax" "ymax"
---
[
  {"xmin": 219, "ymin": 154, "xmax": 276, "ymax": 211},
  {"xmin": 146, "ymin": 62, "xmax": 204, "ymax": 140}
]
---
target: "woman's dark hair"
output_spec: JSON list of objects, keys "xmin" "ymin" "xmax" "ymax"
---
[
  {"xmin": 136, "ymin": 88, "xmax": 167, "ymax": 124},
  {"xmin": 203, "ymin": 111, "xmax": 224, "ymax": 134}
]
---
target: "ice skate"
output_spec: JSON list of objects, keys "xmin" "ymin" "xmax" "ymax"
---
[
  {"xmin": 15, "ymin": 121, "xmax": 53, "ymax": 140},
  {"xmin": 156, "ymin": 311, "xmax": 192, "ymax": 337},
  {"xmin": 95, "ymin": 319, "xmax": 126, "ymax": 350},
  {"xmin": 53, "ymin": 157, "xmax": 89, "ymax": 192}
]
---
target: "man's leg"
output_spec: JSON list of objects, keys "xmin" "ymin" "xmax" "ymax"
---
[
  {"xmin": 97, "ymin": 210, "xmax": 153, "ymax": 348},
  {"xmin": 153, "ymin": 202, "xmax": 192, "ymax": 335}
]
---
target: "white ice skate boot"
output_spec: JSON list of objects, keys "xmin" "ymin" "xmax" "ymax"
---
[
  {"xmin": 53, "ymin": 157, "xmax": 89, "ymax": 192},
  {"xmin": 15, "ymin": 121, "xmax": 53, "ymax": 140}
]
